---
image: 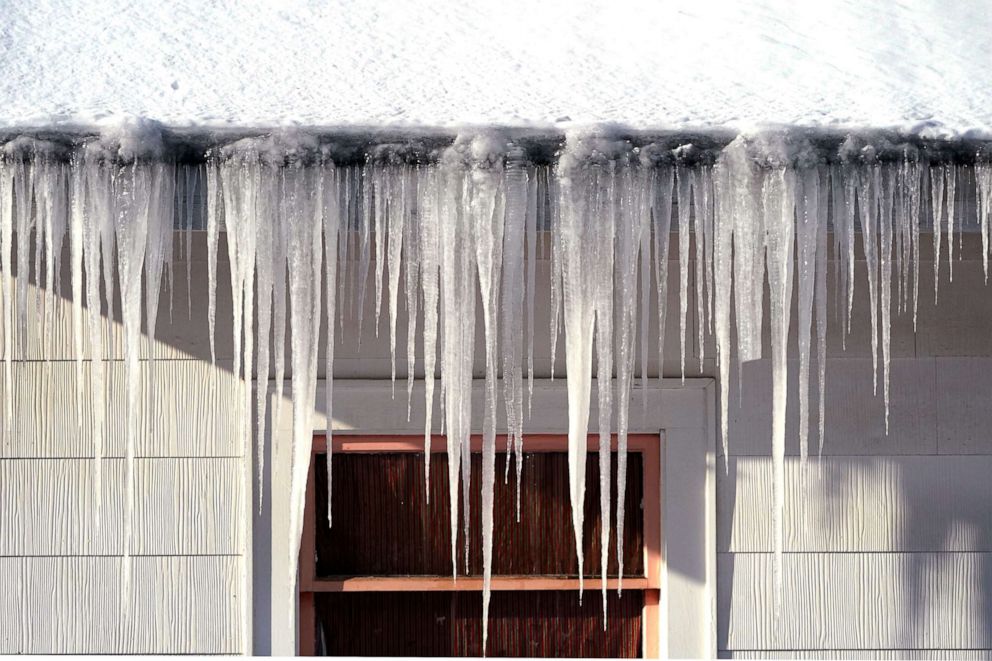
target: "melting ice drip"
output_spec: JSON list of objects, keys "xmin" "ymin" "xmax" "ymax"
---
[{"xmin": 0, "ymin": 127, "xmax": 990, "ymax": 652}]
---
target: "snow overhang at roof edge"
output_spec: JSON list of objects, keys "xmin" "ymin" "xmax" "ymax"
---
[{"xmin": 2, "ymin": 124, "xmax": 992, "ymax": 167}]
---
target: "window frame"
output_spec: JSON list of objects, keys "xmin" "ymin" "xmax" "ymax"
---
[{"xmin": 298, "ymin": 432, "xmax": 662, "ymax": 657}]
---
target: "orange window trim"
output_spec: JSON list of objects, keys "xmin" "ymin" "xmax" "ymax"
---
[{"xmin": 298, "ymin": 433, "xmax": 662, "ymax": 658}]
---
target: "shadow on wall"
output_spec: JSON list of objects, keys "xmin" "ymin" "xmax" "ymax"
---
[{"xmin": 718, "ymin": 450, "xmax": 992, "ymax": 651}]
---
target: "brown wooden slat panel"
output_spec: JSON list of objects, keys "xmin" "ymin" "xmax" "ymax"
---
[
  {"xmin": 314, "ymin": 590, "xmax": 643, "ymax": 657},
  {"xmin": 315, "ymin": 451, "xmax": 644, "ymax": 577}
]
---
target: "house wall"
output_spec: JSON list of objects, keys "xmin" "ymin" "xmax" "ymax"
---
[
  {"xmin": 3, "ymin": 215, "xmax": 991, "ymax": 656},
  {"xmin": 718, "ymin": 236, "xmax": 992, "ymax": 659},
  {"xmin": 0, "ymin": 241, "xmax": 249, "ymax": 654}
]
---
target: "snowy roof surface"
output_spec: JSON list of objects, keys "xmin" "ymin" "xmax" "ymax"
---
[{"xmin": 2, "ymin": 0, "xmax": 991, "ymax": 138}]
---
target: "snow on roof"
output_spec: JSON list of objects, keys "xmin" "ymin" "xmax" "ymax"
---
[{"xmin": 2, "ymin": 0, "xmax": 991, "ymax": 138}]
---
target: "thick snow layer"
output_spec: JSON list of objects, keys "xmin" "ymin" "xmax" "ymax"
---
[{"xmin": 2, "ymin": 0, "xmax": 990, "ymax": 136}]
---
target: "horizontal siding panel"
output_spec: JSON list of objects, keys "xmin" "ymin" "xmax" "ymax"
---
[
  {"xmin": 0, "ymin": 458, "xmax": 243, "ymax": 556},
  {"xmin": 722, "ymin": 651, "xmax": 992, "ymax": 659},
  {"xmin": 719, "ymin": 456, "xmax": 992, "ymax": 552},
  {"xmin": 719, "ymin": 552, "xmax": 992, "ymax": 651},
  {"xmin": 0, "ymin": 360, "xmax": 244, "ymax": 458},
  {"xmin": 936, "ymin": 358, "xmax": 992, "ymax": 454},
  {"xmin": 917, "ymin": 260, "xmax": 992, "ymax": 357},
  {"xmin": 726, "ymin": 358, "xmax": 937, "ymax": 456},
  {"xmin": 0, "ymin": 555, "xmax": 242, "ymax": 654}
]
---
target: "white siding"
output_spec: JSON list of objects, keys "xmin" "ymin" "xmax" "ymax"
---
[
  {"xmin": 0, "ymin": 243, "xmax": 248, "ymax": 654},
  {"xmin": 717, "ymin": 247, "xmax": 992, "ymax": 658}
]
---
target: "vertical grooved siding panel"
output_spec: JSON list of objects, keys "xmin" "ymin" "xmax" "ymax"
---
[
  {"xmin": 0, "ymin": 458, "xmax": 243, "ymax": 555},
  {"xmin": 722, "ymin": 652, "xmax": 992, "ymax": 659},
  {"xmin": 0, "ymin": 360, "xmax": 243, "ymax": 457},
  {"xmin": 718, "ymin": 456, "xmax": 992, "ymax": 552},
  {"xmin": 0, "ymin": 556, "xmax": 242, "ymax": 654},
  {"xmin": 718, "ymin": 553, "xmax": 992, "ymax": 651}
]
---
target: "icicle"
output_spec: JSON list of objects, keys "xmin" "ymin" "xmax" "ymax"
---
[
  {"xmin": 386, "ymin": 166, "xmax": 408, "ymax": 394},
  {"xmin": 438, "ymin": 146, "xmax": 477, "ymax": 578},
  {"xmin": 68, "ymin": 156, "xmax": 88, "ymax": 503},
  {"xmin": 613, "ymin": 163, "xmax": 643, "ymax": 597},
  {"xmin": 815, "ymin": 169, "xmax": 828, "ymax": 456},
  {"xmin": 12, "ymin": 158, "xmax": 34, "ymax": 361},
  {"xmin": 549, "ymin": 168, "xmax": 563, "ymax": 381},
  {"xmin": 501, "ymin": 156, "xmax": 527, "ymax": 514},
  {"xmin": 945, "ymin": 164, "xmax": 956, "ymax": 283},
  {"xmin": 795, "ymin": 168, "xmax": 820, "ymax": 463},
  {"xmin": 763, "ymin": 165, "xmax": 796, "ymax": 620},
  {"xmin": 322, "ymin": 159, "xmax": 341, "ymax": 527},
  {"xmin": 638, "ymin": 180, "xmax": 651, "ymax": 414},
  {"xmin": 858, "ymin": 165, "xmax": 880, "ymax": 396},
  {"xmin": 525, "ymin": 169, "xmax": 538, "ymax": 417},
  {"xmin": 909, "ymin": 162, "xmax": 922, "ymax": 331},
  {"xmin": 837, "ymin": 166, "xmax": 856, "ymax": 342},
  {"xmin": 284, "ymin": 160, "xmax": 325, "ymax": 616},
  {"xmin": 254, "ymin": 165, "xmax": 275, "ymax": 513},
  {"xmin": 712, "ymin": 140, "xmax": 743, "ymax": 465},
  {"xmin": 651, "ymin": 166, "xmax": 674, "ymax": 374},
  {"xmin": 355, "ymin": 165, "xmax": 373, "ymax": 341},
  {"xmin": 676, "ymin": 166, "xmax": 691, "ymax": 381},
  {"xmin": 206, "ymin": 160, "xmax": 221, "ymax": 366},
  {"xmin": 404, "ymin": 168, "xmax": 420, "ymax": 421},
  {"xmin": 0, "ymin": 157, "xmax": 14, "ymax": 442},
  {"xmin": 732, "ymin": 143, "xmax": 765, "ymax": 365},
  {"xmin": 373, "ymin": 167, "xmax": 387, "ymax": 339},
  {"xmin": 81, "ymin": 152, "xmax": 111, "ymax": 531},
  {"xmin": 879, "ymin": 166, "xmax": 894, "ymax": 434},
  {"xmin": 931, "ymin": 166, "xmax": 944, "ymax": 304},
  {"xmin": 419, "ymin": 166, "xmax": 441, "ymax": 497},
  {"xmin": 556, "ymin": 135, "xmax": 624, "ymax": 603},
  {"xmin": 594, "ymin": 187, "xmax": 613, "ymax": 618},
  {"xmin": 464, "ymin": 136, "xmax": 507, "ymax": 657},
  {"xmin": 979, "ymin": 162, "xmax": 992, "ymax": 284},
  {"xmin": 692, "ymin": 168, "xmax": 710, "ymax": 371}
]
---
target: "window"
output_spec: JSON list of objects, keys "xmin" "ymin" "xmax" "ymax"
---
[{"xmin": 298, "ymin": 434, "xmax": 661, "ymax": 657}]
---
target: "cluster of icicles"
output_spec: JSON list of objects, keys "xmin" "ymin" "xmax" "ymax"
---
[{"xmin": 1, "ymin": 129, "xmax": 991, "ymax": 651}]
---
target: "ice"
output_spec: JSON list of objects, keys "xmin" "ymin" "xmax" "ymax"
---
[
  {"xmin": 419, "ymin": 166, "xmax": 441, "ymax": 496},
  {"xmin": 879, "ymin": 166, "xmax": 894, "ymax": 433},
  {"xmin": 386, "ymin": 166, "xmax": 409, "ymax": 393},
  {"xmin": 525, "ymin": 169, "xmax": 538, "ymax": 417},
  {"xmin": 815, "ymin": 169, "xmax": 828, "ymax": 456},
  {"xmin": 206, "ymin": 160, "xmax": 221, "ymax": 366},
  {"xmin": 592, "ymin": 161, "xmax": 616, "ymax": 617},
  {"xmin": 283, "ymin": 161, "xmax": 324, "ymax": 615},
  {"xmin": 945, "ymin": 165, "xmax": 957, "ymax": 283},
  {"xmin": 692, "ymin": 168, "xmax": 710, "ymax": 371},
  {"xmin": 650, "ymin": 166, "xmax": 674, "ymax": 377},
  {"xmin": 501, "ymin": 158, "xmax": 528, "ymax": 514},
  {"xmin": 404, "ymin": 169, "xmax": 420, "ymax": 421},
  {"xmin": 613, "ymin": 163, "xmax": 644, "ymax": 595},
  {"xmin": 980, "ymin": 164, "xmax": 992, "ymax": 283},
  {"xmin": 796, "ymin": 168, "xmax": 820, "ymax": 462},
  {"xmin": 81, "ymin": 154, "xmax": 111, "ymax": 531},
  {"xmin": 438, "ymin": 147, "xmax": 477, "ymax": 578},
  {"xmin": 858, "ymin": 165, "xmax": 880, "ymax": 397},
  {"xmin": 7, "ymin": 126, "xmax": 992, "ymax": 648},
  {"xmin": 355, "ymin": 165, "xmax": 373, "ymax": 341},
  {"xmin": 254, "ymin": 171, "xmax": 275, "ymax": 512},
  {"xmin": 712, "ymin": 143, "xmax": 741, "ymax": 465},
  {"xmin": 732, "ymin": 143, "xmax": 765, "ymax": 365},
  {"xmin": 676, "ymin": 166, "xmax": 691, "ymax": 381},
  {"xmin": 466, "ymin": 139, "xmax": 507, "ymax": 657},
  {"xmin": 930, "ymin": 166, "xmax": 945, "ymax": 304},
  {"xmin": 556, "ymin": 135, "xmax": 615, "ymax": 601},
  {"xmin": 321, "ymin": 162, "xmax": 341, "ymax": 527},
  {"xmin": 762, "ymin": 166, "xmax": 795, "ymax": 618},
  {"xmin": 0, "ymin": 159, "xmax": 15, "ymax": 442}
]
